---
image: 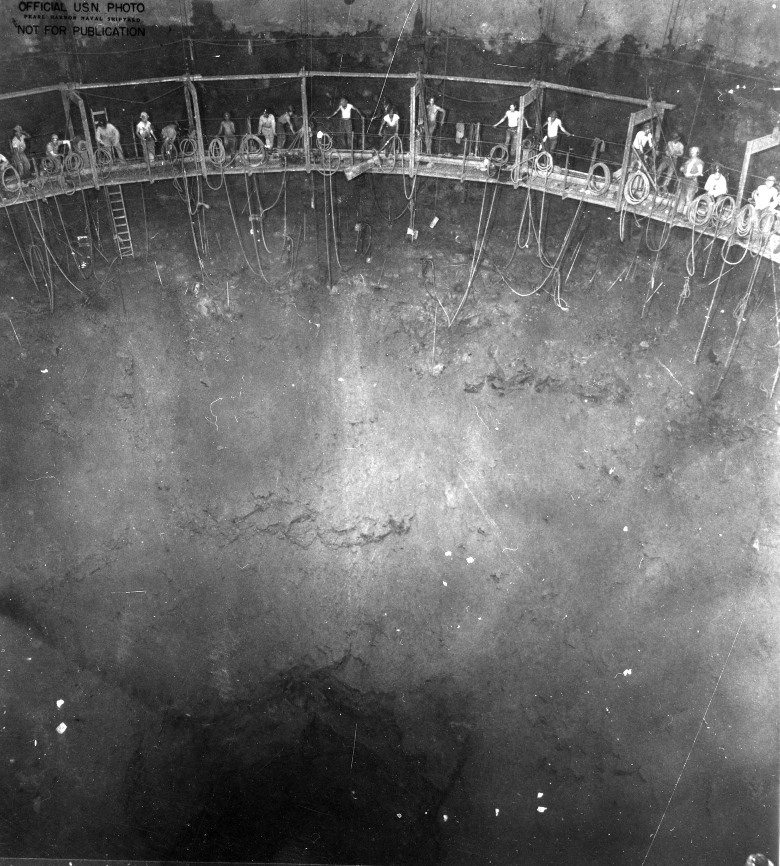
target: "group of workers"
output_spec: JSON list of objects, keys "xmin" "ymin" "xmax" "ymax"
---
[
  {"xmin": 630, "ymin": 119, "xmax": 780, "ymax": 215},
  {"xmin": 3, "ymin": 96, "xmax": 779, "ymax": 222}
]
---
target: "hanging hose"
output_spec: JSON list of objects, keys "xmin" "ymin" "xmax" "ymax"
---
[
  {"xmin": 29, "ymin": 244, "xmax": 52, "ymax": 309},
  {"xmin": 585, "ymin": 162, "xmax": 612, "ymax": 196},
  {"xmin": 623, "ymin": 169, "xmax": 650, "ymax": 205},
  {"xmin": 223, "ymin": 176, "xmax": 267, "ymax": 282},
  {"xmin": 377, "ymin": 134, "xmax": 402, "ymax": 173},
  {"xmin": 688, "ymin": 194, "xmax": 715, "ymax": 228},
  {"xmin": 24, "ymin": 199, "xmax": 86, "ymax": 301},
  {"xmin": 328, "ymin": 170, "xmax": 349, "ymax": 272},
  {"xmin": 53, "ymin": 195, "xmax": 80, "ymax": 273},
  {"xmin": 238, "ymin": 134, "xmax": 267, "ymax": 168},
  {"xmin": 180, "ymin": 166, "xmax": 206, "ymax": 279},
  {"xmin": 714, "ymin": 237, "xmax": 769, "ymax": 394},
  {"xmin": 1, "ymin": 164, "xmax": 22, "ymax": 204},
  {"xmin": 323, "ymin": 172, "xmax": 332, "ymax": 291},
  {"xmin": 5, "ymin": 207, "xmax": 37, "ymax": 287},
  {"xmin": 449, "ymin": 178, "xmax": 500, "ymax": 327},
  {"xmin": 369, "ymin": 171, "xmax": 409, "ymax": 223},
  {"xmin": 502, "ymin": 185, "xmax": 533, "ymax": 271},
  {"xmin": 735, "ymin": 204, "xmax": 755, "ymax": 239},
  {"xmin": 64, "ymin": 153, "xmax": 83, "ymax": 175},
  {"xmin": 694, "ymin": 257, "xmax": 729, "ymax": 362},
  {"xmin": 711, "ymin": 195, "xmax": 736, "ymax": 233}
]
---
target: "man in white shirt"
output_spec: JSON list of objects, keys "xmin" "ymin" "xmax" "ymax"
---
[
  {"xmin": 95, "ymin": 120, "xmax": 125, "ymax": 163},
  {"xmin": 493, "ymin": 103, "xmax": 523, "ymax": 158},
  {"xmin": 704, "ymin": 164, "xmax": 728, "ymax": 200},
  {"xmin": 328, "ymin": 97, "xmax": 363, "ymax": 151},
  {"xmin": 257, "ymin": 109, "xmax": 276, "ymax": 150},
  {"xmin": 378, "ymin": 105, "xmax": 400, "ymax": 151},
  {"xmin": 679, "ymin": 146, "xmax": 704, "ymax": 212},
  {"xmin": 631, "ymin": 122, "xmax": 654, "ymax": 169},
  {"xmin": 135, "ymin": 111, "xmax": 156, "ymax": 164},
  {"xmin": 751, "ymin": 175, "xmax": 778, "ymax": 211},
  {"xmin": 542, "ymin": 111, "xmax": 571, "ymax": 163}
]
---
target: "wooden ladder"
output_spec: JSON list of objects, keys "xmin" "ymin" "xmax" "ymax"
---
[{"xmin": 105, "ymin": 184, "xmax": 133, "ymax": 259}]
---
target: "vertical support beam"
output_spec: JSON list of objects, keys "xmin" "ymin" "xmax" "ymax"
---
[
  {"xmin": 615, "ymin": 109, "xmax": 639, "ymax": 212},
  {"xmin": 60, "ymin": 85, "xmax": 75, "ymax": 141},
  {"xmin": 184, "ymin": 81, "xmax": 195, "ymax": 133},
  {"xmin": 186, "ymin": 76, "xmax": 208, "ymax": 179},
  {"xmin": 409, "ymin": 82, "xmax": 417, "ymax": 177},
  {"xmin": 71, "ymin": 89, "xmax": 100, "ymax": 190},
  {"xmin": 301, "ymin": 68, "xmax": 311, "ymax": 173},
  {"xmin": 511, "ymin": 84, "xmax": 540, "ymax": 185},
  {"xmin": 614, "ymin": 103, "xmax": 660, "ymax": 211}
]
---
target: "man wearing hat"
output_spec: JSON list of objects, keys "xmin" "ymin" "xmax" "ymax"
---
[
  {"xmin": 257, "ymin": 109, "xmax": 276, "ymax": 150},
  {"xmin": 135, "ymin": 111, "xmax": 156, "ymax": 164},
  {"xmin": 751, "ymin": 175, "xmax": 778, "ymax": 211},
  {"xmin": 631, "ymin": 121, "xmax": 655, "ymax": 170},
  {"xmin": 704, "ymin": 163, "xmax": 728, "ymax": 200},
  {"xmin": 658, "ymin": 131, "xmax": 684, "ymax": 192},
  {"xmin": 11, "ymin": 125, "xmax": 31, "ymax": 177},
  {"xmin": 95, "ymin": 119, "xmax": 125, "ymax": 163},
  {"xmin": 45, "ymin": 133, "xmax": 71, "ymax": 171}
]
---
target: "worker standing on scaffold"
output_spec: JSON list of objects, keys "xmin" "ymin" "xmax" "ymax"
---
[
  {"xmin": 257, "ymin": 109, "xmax": 276, "ymax": 151},
  {"xmin": 328, "ymin": 98, "xmax": 363, "ymax": 151},
  {"xmin": 704, "ymin": 163, "xmax": 728, "ymax": 200},
  {"xmin": 630, "ymin": 121, "xmax": 655, "ymax": 170},
  {"xmin": 11, "ymin": 125, "xmax": 31, "ymax": 177},
  {"xmin": 95, "ymin": 119, "xmax": 125, "ymax": 163},
  {"xmin": 492, "ymin": 103, "xmax": 523, "ymax": 159},
  {"xmin": 657, "ymin": 131, "xmax": 684, "ymax": 192},
  {"xmin": 679, "ymin": 146, "xmax": 703, "ymax": 213},
  {"xmin": 276, "ymin": 106, "xmax": 299, "ymax": 150},
  {"xmin": 161, "ymin": 122, "xmax": 178, "ymax": 160},
  {"xmin": 379, "ymin": 105, "xmax": 400, "ymax": 152},
  {"xmin": 45, "ymin": 134, "xmax": 71, "ymax": 171},
  {"xmin": 136, "ymin": 112, "xmax": 156, "ymax": 165},
  {"xmin": 217, "ymin": 112, "xmax": 236, "ymax": 157},
  {"xmin": 750, "ymin": 175, "xmax": 779, "ymax": 212},
  {"xmin": 542, "ymin": 110, "xmax": 571, "ymax": 166},
  {"xmin": 424, "ymin": 97, "xmax": 445, "ymax": 155}
]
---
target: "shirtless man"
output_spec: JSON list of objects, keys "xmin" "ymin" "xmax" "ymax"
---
[
  {"xmin": 217, "ymin": 112, "xmax": 236, "ymax": 156},
  {"xmin": 424, "ymin": 97, "xmax": 445, "ymax": 154}
]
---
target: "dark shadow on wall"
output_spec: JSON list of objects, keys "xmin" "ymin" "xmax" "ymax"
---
[{"xmin": 122, "ymin": 663, "xmax": 451, "ymax": 863}]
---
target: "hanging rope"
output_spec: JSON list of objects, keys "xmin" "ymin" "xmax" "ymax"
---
[
  {"xmin": 693, "ymin": 256, "xmax": 730, "ymax": 363},
  {"xmin": 180, "ymin": 168, "xmax": 206, "ymax": 280},
  {"xmin": 223, "ymin": 176, "xmax": 267, "ymax": 282},
  {"xmin": 5, "ymin": 207, "xmax": 37, "ymax": 288},
  {"xmin": 449, "ymin": 178, "xmax": 501, "ymax": 327},
  {"xmin": 24, "ymin": 199, "xmax": 86, "ymax": 299},
  {"xmin": 640, "ymin": 570, "xmax": 762, "ymax": 866}
]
